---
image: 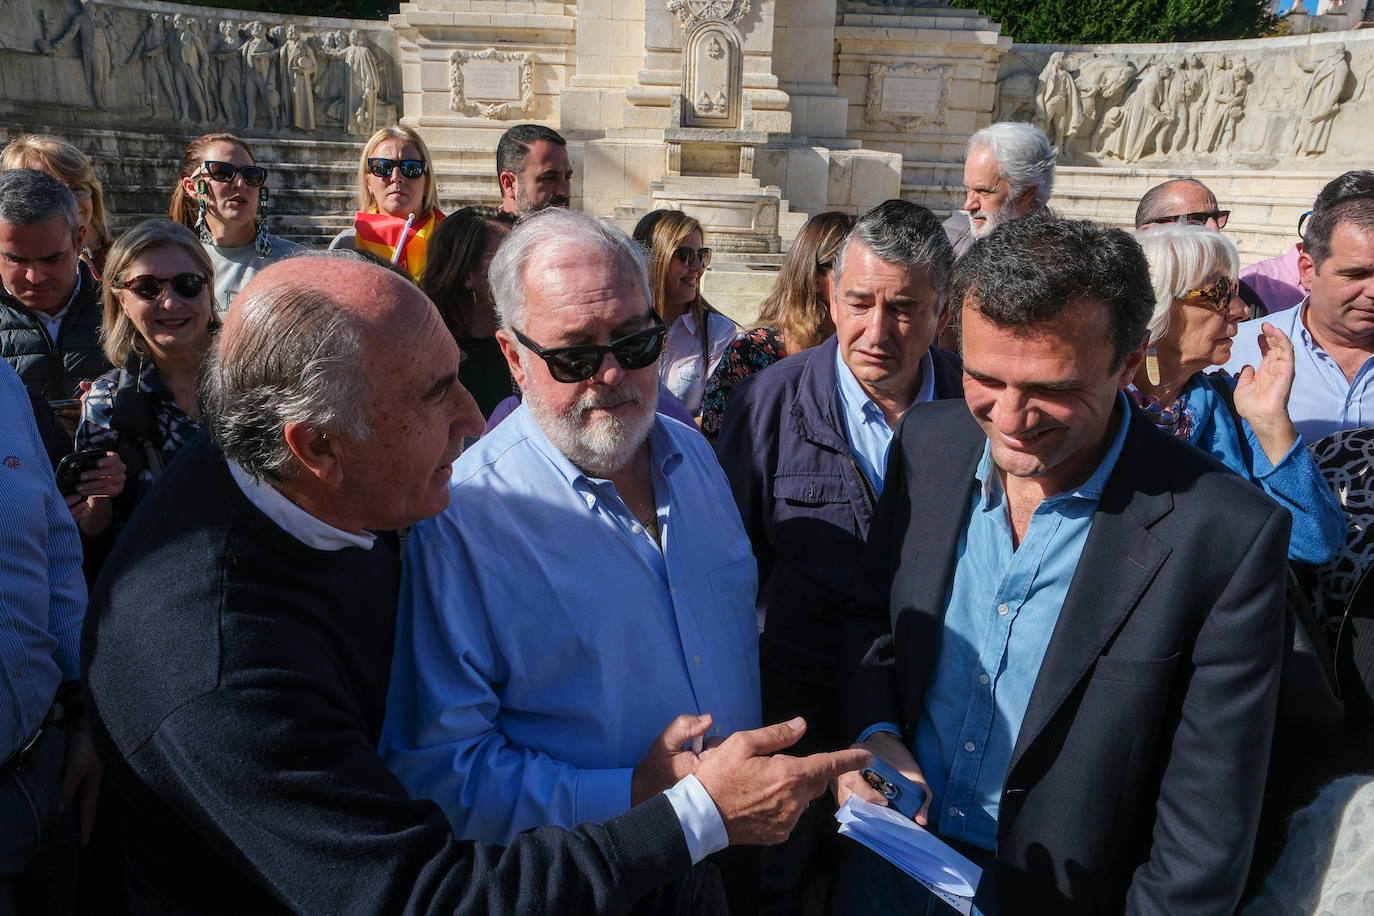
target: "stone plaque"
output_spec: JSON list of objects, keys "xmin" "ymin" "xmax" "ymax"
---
[
  {"xmin": 449, "ymin": 48, "xmax": 536, "ymax": 119},
  {"xmin": 880, "ymin": 76, "xmax": 941, "ymax": 115},
  {"xmin": 864, "ymin": 63, "xmax": 951, "ymax": 132},
  {"xmin": 463, "ymin": 59, "xmax": 521, "ymax": 101}
]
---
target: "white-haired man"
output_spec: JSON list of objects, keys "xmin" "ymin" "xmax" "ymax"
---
[
  {"xmin": 381, "ymin": 209, "xmax": 768, "ymax": 902},
  {"xmin": 942, "ymin": 122, "xmax": 1056, "ymax": 258}
]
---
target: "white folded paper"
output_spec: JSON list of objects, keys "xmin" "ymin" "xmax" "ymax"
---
[{"xmin": 836, "ymin": 796, "xmax": 983, "ymax": 915}]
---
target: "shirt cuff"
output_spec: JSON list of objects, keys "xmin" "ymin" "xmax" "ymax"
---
[
  {"xmin": 574, "ymin": 767, "xmax": 636, "ymax": 828},
  {"xmin": 857, "ymin": 722, "xmax": 902, "ymax": 745},
  {"xmin": 663, "ymin": 774, "xmax": 728, "ymax": 864}
]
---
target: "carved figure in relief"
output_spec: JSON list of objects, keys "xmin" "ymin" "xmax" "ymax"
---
[
  {"xmin": 175, "ymin": 16, "xmax": 214, "ymax": 125},
  {"xmin": 1198, "ymin": 56, "xmax": 1245, "ymax": 154},
  {"xmin": 36, "ymin": 0, "xmax": 112, "ymax": 110},
  {"xmin": 279, "ymin": 25, "xmax": 317, "ymax": 132},
  {"xmin": 1293, "ymin": 44, "xmax": 1350, "ymax": 156},
  {"xmin": 1036, "ymin": 51, "xmax": 1083, "ymax": 151},
  {"xmin": 126, "ymin": 12, "xmax": 182, "ymax": 120},
  {"xmin": 1120, "ymin": 62, "xmax": 1170, "ymax": 162},
  {"xmin": 1074, "ymin": 56, "xmax": 1136, "ymax": 144},
  {"xmin": 331, "ymin": 30, "xmax": 380, "ymax": 136},
  {"xmin": 214, "ymin": 21, "xmax": 245, "ymax": 129},
  {"xmin": 1161, "ymin": 54, "xmax": 1207, "ymax": 154},
  {"xmin": 1095, "ymin": 104, "xmax": 1128, "ymax": 158},
  {"xmin": 241, "ymin": 21, "xmax": 281, "ymax": 133}
]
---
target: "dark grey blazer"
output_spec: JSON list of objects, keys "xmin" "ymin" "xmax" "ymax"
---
[{"xmin": 843, "ymin": 399, "xmax": 1290, "ymax": 915}]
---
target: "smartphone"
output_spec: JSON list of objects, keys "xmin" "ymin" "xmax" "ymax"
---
[
  {"xmin": 55, "ymin": 448, "xmax": 106, "ymax": 496},
  {"xmin": 47, "ymin": 398, "xmax": 80, "ymax": 411},
  {"xmin": 862, "ymin": 758, "xmax": 929, "ymax": 821}
]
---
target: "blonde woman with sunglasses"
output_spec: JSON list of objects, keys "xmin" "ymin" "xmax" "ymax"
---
[
  {"xmin": 1131, "ymin": 223, "xmax": 1343, "ymax": 563},
  {"xmin": 76, "ymin": 219, "xmax": 220, "ymax": 538},
  {"xmin": 632, "ymin": 209, "xmax": 736, "ymax": 419},
  {"xmin": 169, "ymin": 133, "xmax": 303, "ymax": 314}
]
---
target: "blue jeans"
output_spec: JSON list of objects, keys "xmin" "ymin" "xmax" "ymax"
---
[{"xmin": 0, "ymin": 723, "xmax": 77, "ymax": 916}]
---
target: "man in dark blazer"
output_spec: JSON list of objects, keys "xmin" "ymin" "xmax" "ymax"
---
[{"xmin": 836, "ymin": 212, "xmax": 1289, "ymax": 915}]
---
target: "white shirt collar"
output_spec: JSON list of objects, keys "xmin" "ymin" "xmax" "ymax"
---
[{"xmin": 227, "ymin": 459, "xmax": 375, "ymax": 551}]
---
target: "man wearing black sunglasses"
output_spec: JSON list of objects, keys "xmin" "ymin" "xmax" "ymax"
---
[
  {"xmin": 0, "ymin": 169, "xmax": 110, "ymax": 421},
  {"xmin": 383, "ymin": 209, "xmax": 777, "ymax": 908},
  {"xmin": 82, "ymin": 251, "xmax": 868, "ymax": 914}
]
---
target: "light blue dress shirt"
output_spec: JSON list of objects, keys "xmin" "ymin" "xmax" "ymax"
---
[
  {"xmin": 0, "ymin": 361, "xmax": 86, "ymax": 759},
  {"xmin": 1225, "ymin": 300, "xmax": 1374, "ymax": 443},
  {"xmin": 380, "ymin": 404, "xmax": 759, "ymax": 848},
  {"xmin": 834, "ymin": 344, "xmax": 935, "ymax": 497},
  {"xmin": 861, "ymin": 396, "xmax": 1130, "ymax": 853}
]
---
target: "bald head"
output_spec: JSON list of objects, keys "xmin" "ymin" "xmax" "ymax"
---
[{"xmin": 1135, "ymin": 179, "xmax": 1226, "ymax": 231}]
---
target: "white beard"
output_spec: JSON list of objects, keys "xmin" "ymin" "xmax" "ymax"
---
[
  {"xmin": 523, "ymin": 368, "xmax": 656, "ymax": 478},
  {"xmin": 969, "ymin": 196, "xmax": 1023, "ymax": 239}
]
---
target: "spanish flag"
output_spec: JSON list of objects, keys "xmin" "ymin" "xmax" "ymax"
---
[{"xmin": 354, "ymin": 209, "xmax": 445, "ymax": 281}]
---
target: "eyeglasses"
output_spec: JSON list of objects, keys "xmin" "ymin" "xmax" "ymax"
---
[
  {"xmin": 1298, "ymin": 209, "xmax": 1315, "ymax": 237},
  {"xmin": 199, "ymin": 160, "xmax": 268, "ymax": 187},
  {"xmin": 113, "ymin": 273, "xmax": 210, "ymax": 302},
  {"xmin": 512, "ymin": 312, "xmax": 667, "ymax": 383},
  {"xmin": 670, "ymin": 246, "xmax": 711, "ymax": 268},
  {"xmin": 1178, "ymin": 276, "xmax": 1237, "ymax": 316},
  {"xmin": 1148, "ymin": 209, "xmax": 1230, "ymax": 229},
  {"xmin": 367, "ymin": 158, "xmax": 426, "ymax": 180}
]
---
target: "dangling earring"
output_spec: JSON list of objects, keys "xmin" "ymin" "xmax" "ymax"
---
[
  {"xmin": 194, "ymin": 178, "xmax": 213, "ymax": 246},
  {"xmin": 254, "ymin": 187, "xmax": 271, "ymax": 259},
  {"xmin": 1145, "ymin": 346, "xmax": 1161, "ymax": 386}
]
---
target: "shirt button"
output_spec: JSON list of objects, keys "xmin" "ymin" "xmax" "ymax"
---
[
  {"xmin": 670, "ymin": 587, "xmax": 677, "ymax": 598},
  {"xmin": 693, "ymin": 655, "xmax": 701, "ymax": 666},
  {"xmin": 631, "ymin": 524, "xmax": 642, "ymax": 535},
  {"xmin": 964, "ymin": 741, "xmax": 976, "ymax": 752},
  {"xmin": 978, "ymin": 673, "xmax": 990, "ymax": 685},
  {"xmin": 997, "ymin": 603, "xmax": 1009, "ymax": 616},
  {"xmin": 948, "ymin": 806, "xmax": 960, "ymax": 817}
]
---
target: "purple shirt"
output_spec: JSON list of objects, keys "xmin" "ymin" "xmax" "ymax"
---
[{"xmin": 1241, "ymin": 245, "xmax": 1305, "ymax": 315}]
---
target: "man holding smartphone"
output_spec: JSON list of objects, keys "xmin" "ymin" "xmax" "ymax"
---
[{"xmin": 0, "ymin": 169, "xmax": 110, "ymax": 436}]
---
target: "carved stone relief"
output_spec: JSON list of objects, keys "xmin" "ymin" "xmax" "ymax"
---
[
  {"xmin": 864, "ymin": 62, "xmax": 950, "ymax": 132},
  {"xmin": 11, "ymin": 0, "xmax": 396, "ymax": 138},
  {"xmin": 1028, "ymin": 42, "xmax": 1360, "ymax": 167},
  {"xmin": 666, "ymin": 0, "xmax": 751, "ymax": 29},
  {"xmin": 683, "ymin": 23, "xmax": 740, "ymax": 128},
  {"xmin": 449, "ymin": 47, "xmax": 535, "ymax": 120}
]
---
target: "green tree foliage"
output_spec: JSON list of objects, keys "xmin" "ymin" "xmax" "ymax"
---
[{"xmin": 954, "ymin": 0, "xmax": 1278, "ymax": 44}]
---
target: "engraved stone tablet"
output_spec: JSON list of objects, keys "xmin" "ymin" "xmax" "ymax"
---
[
  {"xmin": 463, "ymin": 59, "xmax": 521, "ymax": 101},
  {"xmin": 864, "ymin": 63, "xmax": 952, "ymax": 132},
  {"xmin": 880, "ymin": 76, "xmax": 941, "ymax": 115}
]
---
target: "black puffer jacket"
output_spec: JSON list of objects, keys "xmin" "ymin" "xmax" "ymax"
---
[{"xmin": 0, "ymin": 260, "xmax": 109, "ymax": 400}]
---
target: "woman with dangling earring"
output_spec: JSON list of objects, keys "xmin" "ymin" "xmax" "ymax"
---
[{"xmin": 169, "ymin": 133, "xmax": 303, "ymax": 315}]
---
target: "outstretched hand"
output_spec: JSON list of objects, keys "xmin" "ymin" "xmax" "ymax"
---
[
  {"xmin": 1232, "ymin": 322, "xmax": 1295, "ymax": 424},
  {"xmin": 695, "ymin": 717, "xmax": 871, "ymax": 845}
]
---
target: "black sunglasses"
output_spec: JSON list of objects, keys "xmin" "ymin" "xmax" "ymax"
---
[
  {"xmin": 513, "ymin": 312, "xmax": 667, "ymax": 383},
  {"xmin": 1148, "ymin": 209, "xmax": 1230, "ymax": 229},
  {"xmin": 114, "ymin": 273, "xmax": 210, "ymax": 302},
  {"xmin": 367, "ymin": 158, "xmax": 426, "ymax": 179},
  {"xmin": 200, "ymin": 160, "xmax": 268, "ymax": 187},
  {"xmin": 671, "ymin": 246, "xmax": 711, "ymax": 268}
]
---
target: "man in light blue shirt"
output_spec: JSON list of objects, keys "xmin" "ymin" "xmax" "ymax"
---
[
  {"xmin": 381, "ymin": 211, "xmax": 763, "ymax": 884},
  {"xmin": 0, "ymin": 358, "xmax": 94, "ymax": 911},
  {"xmin": 1225, "ymin": 194, "xmax": 1374, "ymax": 443},
  {"xmin": 837, "ymin": 212, "xmax": 1289, "ymax": 915}
]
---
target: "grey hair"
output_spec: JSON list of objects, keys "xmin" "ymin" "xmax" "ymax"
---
[
  {"xmin": 966, "ymin": 122, "xmax": 1056, "ymax": 208},
  {"xmin": 489, "ymin": 208, "xmax": 650, "ymax": 333},
  {"xmin": 201, "ymin": 251, "xmax": 373, "ymax": 482},
  {"xmin": 1133, "ymin": 224, "xmax": 1240, "ymax": 345},
  {"xmin": 0, "ymin": 168, "xmax": 78, "ymax": 230},
  {"xmin": 833, "ymin": 199, "xmax": 955, "ymax": 301}
]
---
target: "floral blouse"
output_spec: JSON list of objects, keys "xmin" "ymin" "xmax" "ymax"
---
[{"xmin": 700, "ymin": 326, "xmax": 786, "ymax": 443}]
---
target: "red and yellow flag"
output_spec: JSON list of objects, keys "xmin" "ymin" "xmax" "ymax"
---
[{"xmin": 354, "ymin": 209, "xmax": 445, "ymax": 281}]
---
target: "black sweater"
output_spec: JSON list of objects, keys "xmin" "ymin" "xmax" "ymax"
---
[{"xmin": 83, "ymin": 435, "xmax": 689, "ymax": 914}]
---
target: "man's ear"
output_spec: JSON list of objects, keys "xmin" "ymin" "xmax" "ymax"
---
[
  {"xmin": 1014, "ymin": 185, "xmax": 1037, "ymax": 216},
  {"xmin": 935, "ymin": 299, "xmax": 952, "ymax": 338},
  {"xmin": 1116, "ymin": 337, "xmax": 1148, "ymax": 389},
  {"xmin": 73, "ymin": 224, "xmax": 86, "ymax": 252},
  {"xmin": 283, "ymin": 421, "xmax": 343, "ymax": 485},
  {"xmin": 496, "ymin": 329, "xmax": 526, "ymax": 389},
  {"xmin": 1298, "ymin": 247, "xmax": 1318, "ymax": 289},
  {"xmin": 498, "ymin": 170, "xmax": 517, "ymax": 202}
]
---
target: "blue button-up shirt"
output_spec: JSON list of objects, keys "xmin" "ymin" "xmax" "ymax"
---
[
  {"xmin": 0, "ymin": 361, "xmax": 86, "ymax": 760},
  {"xmin": 835, "ymin": 344, "xmax": 936, "ymax": 497},
  {"xmin": 912, "ymin": 397, "xmax": 1129, "ymax": 852},
  {"xmin": 380, "ymin": 404, "xmax": 760, "ymax": 846},
  {"xmin": 1225, "ymin": 300, "xmax": 1374, "ymax": 443}
]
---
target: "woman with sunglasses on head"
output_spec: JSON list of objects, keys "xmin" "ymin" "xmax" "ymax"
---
[
  {"xmin": 332, "ymin": 125, "xmax": 442, "ymax": 282},
  {"xmin": 699, "ymin": 210, "xmax": 854, "ymax": 442},
  {"xmin": 632, "ymin": 209, "xmax": 736, "ymax": 420},
  {"xmin": 419, "ymin": 205, "xmax": 516, "ymax": 418},
  {"xmin": 1131, "ymin": 223, "xmax": 1343, "ymax": 563},
  {"xmin": 170, "ymin": 133, "xmax": 303, "ymax": 314},
  {"xmin": 2, "ymin": 134, "xmax": 115, "ymax": 277},
  {"xmin": 76, "ymin": 219, "xmax": 219, "ymax": 539}
]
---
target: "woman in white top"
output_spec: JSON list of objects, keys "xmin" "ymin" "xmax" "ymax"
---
[
  {"xmin": 632, "ymin": 209, "xmax": 736, "ymax": 418},
  {"xmin": 169, "ymin": 133, "xmax": 303, "ymax": 315}
]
